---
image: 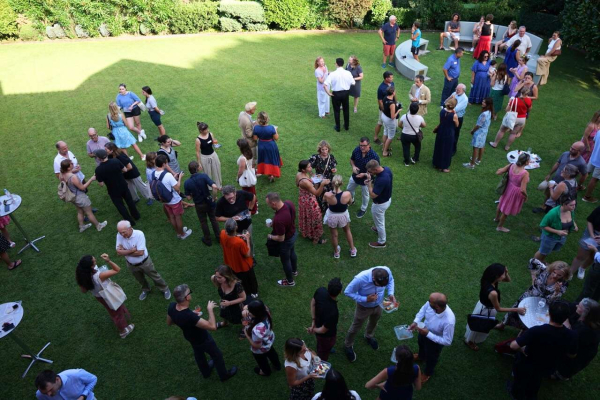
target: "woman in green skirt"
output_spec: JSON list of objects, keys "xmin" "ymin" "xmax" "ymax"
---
[{"xmin": 490, "ymin": 63, "xmax": 508, "ymax": 120}]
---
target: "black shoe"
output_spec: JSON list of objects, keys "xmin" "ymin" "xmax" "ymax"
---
[
  {"xmin": 345, "ymin": 346, "xmax": 357, "ymax": 362},
  {"xmin": 92, "ymin": 208, "xmax": 98, "ymax": 213},
  {"xmin": 532, "ymin": 207, "xmax": 545, "ymax": 214},
  {"xmin": 252, "ymin": 258, "xmax": 257, "ymax": 267},
  {"xmin": 344, "ymin": 126, "xmax": 349, "ymax": 131},
  {"xmin": 201, "ymin": 237, "xmax": 213, "ymax": 247},
  {"xmin": 83, "ymin": 216, "xmax": 90, "ymax": 223},
  {"xmin": 365, "ymin": 336, "xmax": 379, "ymax": 350},
  {"xmin": 202, "ymin": 359, "xmax": 215, "ymax": 378},
  {"xmin": 330, "ymin": 347, "xmax": 336, "ymax": 354},
  {"xmin": 221, "ymin": 366, "xmax": 238, "ymax": 382},
  {"xmin": 333, "ymin": 126, "xmax": 340, "ymax": 132}
]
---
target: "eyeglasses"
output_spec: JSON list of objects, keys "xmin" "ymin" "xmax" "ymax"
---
[{"xmin": 186, "ymin": 290, "xmax": 192, "ymax": 297}]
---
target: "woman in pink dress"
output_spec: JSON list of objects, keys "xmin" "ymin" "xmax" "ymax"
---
[
  {"xmin": 0, "ymin": 216, "xmax": 15, "ymax": 248},
  {"xmin": 296, "ymin": 160, "xmax": 330, "ymax": 244},
  {"xmin": 495, "ymin": 153, "xmax": 530, "ymax": 232}
]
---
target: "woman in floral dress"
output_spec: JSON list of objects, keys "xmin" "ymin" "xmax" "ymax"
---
[
  {"xmin": 296, "ymin": 160, "xmax": 330, "ymax": 244},
  {"xmin": 308, "ymin": 140, "xmax": 337, "ymax": 213}
]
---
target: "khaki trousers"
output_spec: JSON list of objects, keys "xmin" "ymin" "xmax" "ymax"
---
[
  {"xmin": 127, "ymin": 256, "xmax": 168, "ymax": 293},
  {"xmin": 344, "ymin": 303, "xmax": 382, "ymax": 347}
]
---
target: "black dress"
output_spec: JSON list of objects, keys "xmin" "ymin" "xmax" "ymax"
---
[
  {"xmin": 432, "ymin": 109, "xmax": 456, "ymax": 170},
  {"xmin": 218, "ymin": 282, "xmax": 244, "ymax": 324},
  {"xmin": 308, "ymin": 153, "xmax": 337, "ymax": 213},
  {"xmin": 0, "ymin": 232, "xmax": 10, "ymax": 253}
]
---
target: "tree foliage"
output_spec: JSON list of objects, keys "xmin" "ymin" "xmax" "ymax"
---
[{"xmin": 328, "ymin": 0, "xmax": 373, "ymax": 28}]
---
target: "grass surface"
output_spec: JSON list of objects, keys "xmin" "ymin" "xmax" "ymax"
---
[{"xmin": 1, "ymin": 31, "xmax": 600, "ymax": 399}]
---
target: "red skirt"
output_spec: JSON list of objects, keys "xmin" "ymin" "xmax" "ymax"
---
[{"xmin": 474, "ymin": 35, "xmax": 492, "ymax": 59}]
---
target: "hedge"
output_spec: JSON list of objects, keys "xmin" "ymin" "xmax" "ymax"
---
[
  {"xmin": 263, "ymin": 0, "xmax": 309, "ymax": 30},
  {"xmin": 219, "ymin": 17, "xmax": 243, "ymax": 33},
  {"xmin": 170, "ymin": 2, "xmax": 219, "ymax": 35},
  {"xmin": 561, "ymin": 0, "xmax": 599, "ymax": 60},
  {"xmin": 518, "ymin": 11, "xmax": 561, "ymax": 38},
  {"xmin": 219, "ymin": 1, "xmax": 265, "ymax": 26}
]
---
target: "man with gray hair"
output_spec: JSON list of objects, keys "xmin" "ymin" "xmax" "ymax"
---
[
  {"xmin": 116, "ymin": 220, "xmax": 171, "ymax": 301},
  {"xmin": 238, "ymin": 101, "xmax": 258, "ymax": 161},
  {"xmin": 378, "ymin": 15, "xmax": 400, "ymax": 69},
  {"xmin": 86, "ymin": 128, "xmax": 110, "ymax": 167},
  {"xmin": 54, "ymin": 141, "xmax": 84, "ymax": 181},
  {"xmin": 216, "ymin": 185, "xmax": 256, "ymax": 256},
  {"xmin": 444, "ymin": 83, "xmax": 468, "ymax": 155},
  {"xmin": 167, "ymin": 284, "xmax": 238, "ymax": 381},
  {"xmin": 500, "ymin": 26, "xmax": 532, "ymax": 57},
  {"xmin": 220, "ymin": 218, "xmax": 257, "ymax": 297}
]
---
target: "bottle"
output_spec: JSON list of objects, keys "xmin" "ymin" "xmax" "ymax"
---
[
  {"xmin": 3, "ymin": 189, "xmax": 12, "ymax": 204},
  {"xmin": 527, "ymin": 147, "xmax": 532, "ymax": 154}
]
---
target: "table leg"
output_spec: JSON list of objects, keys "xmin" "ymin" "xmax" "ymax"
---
[
  {"xmin": 8, "ymin": 333, "xmax": 53, "ymax": 378},
  {"xmin": 10, "ymin": 213, "xmax": 45, "ymax": 254}
]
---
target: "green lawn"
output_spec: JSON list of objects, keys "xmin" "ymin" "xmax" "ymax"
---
[{"xmin": 1, "ymin": 31, "xmax": 599, "ymax": 399}]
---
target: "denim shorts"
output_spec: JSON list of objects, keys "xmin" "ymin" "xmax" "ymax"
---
[{"xmin": 538, "ymin": 234, "xmax": 567, "ymax": 255}]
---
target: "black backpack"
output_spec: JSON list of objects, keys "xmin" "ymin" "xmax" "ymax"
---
[{"xmin": 149, "ymin": 170, "xmax": 174, "ymax": 203}]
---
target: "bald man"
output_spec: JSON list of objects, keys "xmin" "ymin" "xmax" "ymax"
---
[
  {"xmin": 86, "ymin": 128, "xmax": 110, "ymax": 166},
  {"xmin": 115, "ymin": 220, "xmax": 171, "ymax": 301},
  {"xmin": 409, "ymin": 293, "xmax": 455, "ymax": 384},
  {"xmin": 238, "ymin": 102, "xmax": 258, "ymax": 161},
  {"xmin": 54, "ymin": 141, "xmax": 84, "ymax": 181}
]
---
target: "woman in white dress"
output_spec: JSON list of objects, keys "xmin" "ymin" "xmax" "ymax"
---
[
  {"xmin": 314, "ymin": 57, "xmax": 330, "ymax": 118},
  {"xmin": 537, "ymin": 31, "xmax": 562, "ymax": 85}
]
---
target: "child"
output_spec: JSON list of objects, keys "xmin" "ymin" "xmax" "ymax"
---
[
  {"xmin": 464, "ymin": 97, "xmax": 494, "ymax": 169},
  {"xmin": 488, "ymin": 60, "xmax": 497, "ymax": 78},
  {"xmin": 411, "ymin": 22, "xmax": 422, "ymax": 62}
]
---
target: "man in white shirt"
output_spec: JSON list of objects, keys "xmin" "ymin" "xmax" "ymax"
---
[
  {"xmin": 409, "ymin": 292, "xmax": 455, "ymax": 384},
  {"xmin": 54, "ymin": 141, "xmax": 84, "ymax": 181},
  {"xmin": 154, "ymin": 154, "xmax": 192, "ymax": 239},
  {"xmin": 323, "ymin": 57, "xmax": 355, "ymax": 132},
  {"xmin": 503, "ymin": 26, "xmax": 532, "ymax": 56},
  {"xmin": 116, "ymin": 220, "xmax": 171, "ymax": 301}
]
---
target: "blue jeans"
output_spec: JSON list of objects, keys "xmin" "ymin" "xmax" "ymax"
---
[
  {"xmin": 280, "ymin": 231, "xmax": 298, "ymax": 282},
  {"xmin": 440, "ymin": 78, "xmax": 458, "ymax": 106}
]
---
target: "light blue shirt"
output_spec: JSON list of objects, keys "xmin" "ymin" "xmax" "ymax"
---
[
  {"xmin": 36, "ymin": 369, "xmax": 97, "ymax": 400},
  {"xmin": 115, "ymin": 91, "xmax": 141, "ymax": 111},
  {"xmin": 450, "ymin": 92, "xmax": 468, "ymax": 118},
  {"xmin": 344, "ymin": 266, "xmax": 394, "ymax": 307},
  {"xmin": 591, "ymin": 134, "xmax": 600, "ymax": 168}
]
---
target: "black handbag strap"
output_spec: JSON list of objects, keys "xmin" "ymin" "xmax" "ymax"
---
[{"xmin": 406, "ymin": 114, "xmax": 419, "ymax": 134}]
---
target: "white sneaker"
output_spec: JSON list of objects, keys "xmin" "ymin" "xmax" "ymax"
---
[
  {"xmin": 578, "ymin": 267, "xmax": 586, "ymax": 280},
  {"xmin": 129, "ymin": 155, "xmax": 135, "ymax": 160},
  {"xmin": 137, "ymin": 134, "xmax": 143, "ymax": 143},
  {"xmin": 97, "ymin": 221, "xmax": 107, "ymax": 232},
  {"xmin": 180, "ymin": 228, "xmax": 192, "ymax": 240},
  {"xmin": 140, "ymin": 129, "xmax": 147, "ymax": 139},
  {"xmin": 79, "ymin": 223, "xmax": 92, "ymax": 233},
  {"xmin": 141, "ymin": 155, "xmax": 146, "ymax": 161},
  {"xmin": 334, "ymin": 245, "xmax": 341, "ymax": 259},
  {"xmin": 469, "ymin": 47, "xmax": 474, "ymax": 52}
]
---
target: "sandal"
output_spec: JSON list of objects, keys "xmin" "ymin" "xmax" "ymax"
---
[
  {"xmin": 464, "ymin": 339, "xmax": 479, "ymax": 351},
  {"xmin": 504, "ymin": 146, "xmax": 510, "ymax": 152},
  {"xmin": 7, "ymin": 259, "xmax": 22, "ymax": 271},
  {"xmin": 488, "ymin": 142, "xmax": 497, "ymax": 148},
  {"xmin": 315, "ymin": 238, "xmax": 327, "ymax": 245}
]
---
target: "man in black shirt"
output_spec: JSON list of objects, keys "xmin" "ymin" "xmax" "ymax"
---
[
  {"xmin": 508, "ymin": 300, "xmax": 577, "ymax": 400},
  {"xmin": 167, "ymin": 284, "xmax": 237, "ymax": 382},
  {"xmin": 215, "ymin": 185, "xmax": 256, "ymax": 255},
  {"xmin": 94, "ymin": 149, "xmax": 140, "ymax": 225},
  {"xmin": 307, "ymin": 278, "xmax": 343, "ymax": 361},
  {"xmin": 184, "ymin": 161, "xmax": 220, "ymax": 247}
]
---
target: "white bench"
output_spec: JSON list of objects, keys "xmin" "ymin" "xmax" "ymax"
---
[
  {"xmin": 442, "ymin": 21, "xmax": 478, "ymax": 49},
  {"xmin": 394, "ymin": 39, "xmax": 429, "ymax": 80},
  {"xmin": 498, "ymin": 33, "xmax": 544, "ymax": 84}
]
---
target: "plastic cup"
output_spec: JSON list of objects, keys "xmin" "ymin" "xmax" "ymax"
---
[{"xmin": 266, "ymin": 218, "xmax": 273, "ymax": 227}]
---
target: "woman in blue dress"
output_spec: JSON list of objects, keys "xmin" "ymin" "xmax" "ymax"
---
[
  {"xmin": 107, "ymin": 102, "xmax": 145, "ymax": 160},
  {"xmin": 504, "ymin": 39, "xmax": 521, "ymax": 81},
  {"xmin": 432, "ymin": 98, "xmax": 460, "ymax": 173},
  {"xmin": 253, "ymin": 111, "xmax": 282, "ymax": 183},
  {"xmin": 468, "ymin": 51, "xmax": 491, "ymax": 104},
  {"xmin": 463, "ymin": 97, "xmax": 493, "ymax": 169}
]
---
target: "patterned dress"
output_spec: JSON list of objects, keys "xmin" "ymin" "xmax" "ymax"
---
[
  {"xmin": 504, "ymin": 258, "xmax": 568, "ymax": 329},
  {"xmin": 471, "ymin": 110, "xmax": 491, "ymax": 148},
  {"xmin": 297, "ymin": 177, "xmax": 323, "ymax": 241},
  {"xmin": 308, "ymin": 153, "xmax": 337, "ymax": 213}
]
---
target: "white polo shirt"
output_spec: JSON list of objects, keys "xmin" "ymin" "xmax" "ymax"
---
[
  {"xmin": 116, "ymin": 229, "xmax": 149, "ymax": 264},
  {"xmin": 54, "ymin": 151, "xmax": 85, "ymax": 181},
  {"xmin": 507, "ymin": 34, "xmax": 532, "ymax": 55}
]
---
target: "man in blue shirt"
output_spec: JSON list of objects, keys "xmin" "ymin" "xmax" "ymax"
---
[
  {"xmin": 184, "ymin": 161, "xmax": 220, "ymax": 247},
  {"xmin": 378, "ymin": 15, "xmax": 400, "ymax": 68},
  {"xmin": 374, "ymin": 71, "xmax": 395, "ymax": 145},
  {"xmin": 347, "ymin": 137, "xmax": 380, "ymax": 219},
  {"xmin": 440, "ymin": 48, "xmax": 464, "ymax": 106},
  {"xmin": 35, "ymin": 369, "xmax": 97, "ymax": 400},
  {"xmin": 343, "ymin": 266, "xmax": 395, "ymax": 362},
  {"xmin": 366, "ymin": 160, "xmax": 393, "ymax": 248},
  {"xmin": 443, "ymin": 84, "xmax": 468, "ymax": 155}
]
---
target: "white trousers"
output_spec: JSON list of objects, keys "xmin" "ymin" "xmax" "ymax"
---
[
  {"xmin": 346, "ymin": 176, "xmax": 370, "ymax": 212},
  {"xmin": 317, "ymin": 89, "xmax": 330, "ymax": 117}
]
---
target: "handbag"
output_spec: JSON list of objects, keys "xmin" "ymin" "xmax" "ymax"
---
[
  {"xmin": 137, "ymin": 102, "xmax": 147, "ymax": 112},
  {"xmin": 550, "ymin": 49, "xmax": 561, "ymax": 56},
  {"xmin": 467, "ymin": 306, "xmax": 497, "ymax": 333},
  {"xmin": 266, "ymin": 238, "xmax": 282, "ymax": 257},
  {"xmin": 58, "ymin": 175, "xmax": 77, "ymax": 203},
  {"xmin": 501, "ymin": 82, "xmax": 510, "ymax": 96},
  {"xmin": 501, "ymin": 97, "xmax": 518, "ymax": 130},
  {"xmin": 406, "ymin": 114, "xmax": 423, "ymax": 142},
  {"xmin": 238, "ymin": 157, "xmax": 257, "ymax": 187},
  {"xmin": 495, "ymin": 167, "xmax": 510, "ymax": 195},
  {"xmin": 94, "ymin": 273, "xmax": 127, "ymax": 310}
]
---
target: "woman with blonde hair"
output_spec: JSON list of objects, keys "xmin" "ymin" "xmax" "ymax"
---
[
  {"xmin": 581, "ymin": 110, "xmax": 600, "ymax": 164},
  {"xmin": 324, "ymin": 175, "xmax": 356, "ymax": 259},
  {"xmin": 59, "ymin": 159, "xmax": 107, "ymax": 233},
  {"xmin": 346, "ymin": 55, "xmax": 363, "ymax": 113},
  {"xmin": 253, "ymin": 111, "xmax": 282, "ymax": 183},
  {"xmin": 314, "ymin": 57, "xmax": 330, "ymax": 118},
  {"xmin": 284, "ymin": 338, "xmax": 318, "ymax": 400},
  {"xmin": 493, "ymin": 20, "xmax": 518, "ymax": 58},
  {"xmin": 309, "ymin": 140, "xmax": 337, "ymax": 213},
  {"xmin": 237, "ymin": 138, "xmax": 258, "ymax": 214},
  {"xmin": 107, "ymin": 102, "xmax": 145, "ymax": 160}
]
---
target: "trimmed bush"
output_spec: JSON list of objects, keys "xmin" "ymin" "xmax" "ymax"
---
[
  {"xmin": 328, "ymin": 0, "xmax": 373, "ymax": 28},
  {"xmin": 263, "ymin": 0, "xmax": 309, "ymax": 30},
  {"xmin": 246, "ymin": 22, "xmax": 268, "ymax": 31},
  {"xmin": 304, "ymin": 1, "xmax": 333, "ymax": 30},
  {"xmin": 0, "ymin": 0, "xmax": 18, "ymax": 38},
  {"xmin": 366, "ymin": 0, "xmax": 392, "ymax": 27},
  {"xmin": 19, "ymin": 23, "xmax": 40, "ymax": 41},
  {"xmin": 170, "ymin": 2, "xmax": 219, "ymax": 34},
  {"xmin": 219, "ymin": 17, "xmax": 242, "ymax": 32},
  {"xmin": 561, "ymin": 0, "xmax": 599, "ymax": 60},
  {"xmin": 219, "ymin": 1, "xmax": 265, "ymax": 26},
  {"xmin": 459, "ymin": 3, "xmax": 514, "ymax": 27}
]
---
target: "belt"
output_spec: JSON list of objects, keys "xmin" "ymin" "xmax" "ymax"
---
[
  {"xmin": 128, "ymin": 256, "xmax": 149, "ymax": 267},
  {"xmin": 259, "ymin": 139, "xmax": 273, "ymax": 142}
]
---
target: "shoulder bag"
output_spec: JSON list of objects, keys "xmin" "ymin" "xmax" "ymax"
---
[
  {"xmin": 58, "ymin": 174, "xmax": 77, "ymax": 203},
  {"xmin": 94, "ymin": 273, "xmax": 127, "ymax": 310},
  {"xmin": 495, "ymin": 165, "xmax": 511, "ymax": 195},
  {"xmin": 467, "ymin": 306, "xmax": 497, "ymax": 333},
  {"xmin": 406, "ymin": 114, "xmax": 423, "ymax": 142},
  {"xmin": 501, "ymin": 97, "xmax": 518, "ymax": 130},
  {"xmin": 238, "ymin": 157, "xmax": 257, "ymax": 187},
  {"xmin": 550, "ymin": 49, "xmax": 561, "ymax": 56}
]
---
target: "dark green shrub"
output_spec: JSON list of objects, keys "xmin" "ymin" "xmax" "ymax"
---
[
  {"xmin": 170, "ymin": 1, "xmax": 219, "ymax": 34},
  {"xmin": 518, "ymin": 11, "xmax": 561, "ymax": 38},
  {"xmin": 459, "ymin": 2, "xmax": 514, "ymax": 27},
  {"xmin": 411, "ymin": 0, "xmax": 461, "ymax": 30},
  {"xmin": 328, "ymin": 0, "xmax": 373, "ymax": 28},
  {"xmin": 263, "ymin": 0, "xmax": 309, "ymax": 30},
  {"xmin": 561, "ymin": 0, "xmax": 598, "ymax": 59},
  {"xmin": 219, "ymin": 17, "xmax": 242, "ymax": 32},
  {"xmin": 246, "ymin": 22, "xmax": 268, "ymax": 31},
  {"xmin": 0, "ymin": 0, "xmax": 18, "ymax": 38},
  {"xmin": 387, "ymin": 7, "xmax": 416, "ymax": 28},
  {"xmin": 219, "ymin": 1, "xmax": 265, "ymax": 26}
]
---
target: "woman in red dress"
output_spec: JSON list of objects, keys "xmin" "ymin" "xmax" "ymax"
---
[{"xmin": 296, "ymin": 160, "xmax": 330, "ymax": 244}]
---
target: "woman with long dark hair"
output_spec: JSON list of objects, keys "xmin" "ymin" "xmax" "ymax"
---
[
  {"xmin": 312, "ymin": 369, "xmax": 361, "ymax": 400},
  {"xmin": 284, "ymin": 338, "xmax": 318, "ymax": 400},
  {"xmin": 244, "ymin": 300, "xmax": 281, "ymax": 376},
  {"xmin": 365, "ymin": 345, "xmax": 421, "ymax": 399},
  {"xmin": 105, "ymin": 142, "xmax": 153, "ymax": 205},
  {"xmin": 296, "ymin": 160, "xmax": 330, "ymax": 244},
  {"xmin": 464, "ymin": 263, "xmax": 525, "ymax": 351},
  {"xmin": 468, "ymin": 50, "xmax": 491, "ymax": 104},
  {"xmin": 75, "ymin": 253, "xmax": 134, "ymax": 338},
  {"xmin": 141, "ymin": 85, "xmax": 166, "ymax": 137},
  {"xmin": 489, "ymin": 63, "xmax": 508, "ymax": 118},
  {"xmin": 237, "ymin": 138, "xmax": 257, "ymax": 214},
  {"xmin": 115, "ymin": 83, "xmax": 145, "ymax": 142}
]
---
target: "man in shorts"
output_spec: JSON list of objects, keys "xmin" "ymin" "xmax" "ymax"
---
[
  {"xmin": 154, "ymin": 154, "xmax": 192, "ymax": 239},
  {"xmin": 438, "ymin": 13, "xmax": 461, "ymax": 50},
  {"xmin": 378, "ymin": 15, "xmax": 400, "ymax": 69},
  {"xmin": 374, "ymin": 71, "xmax": 395, "ymax": 145}
]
